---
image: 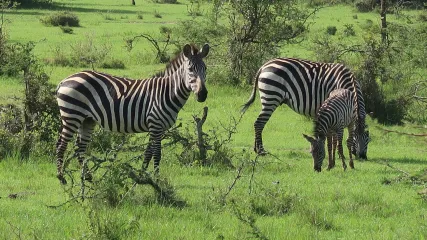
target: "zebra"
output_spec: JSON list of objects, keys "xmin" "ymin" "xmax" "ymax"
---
[
  {"xmin": 303, "ymin": 89, "xmax": 357, "ymax": 172},
  {"xmin": 55, "ymin": 43, "xmax": 209, "ymax": 184},
  {"xmin": 241, "ymin": 58, "xmax": 370, "ymax": 159}
]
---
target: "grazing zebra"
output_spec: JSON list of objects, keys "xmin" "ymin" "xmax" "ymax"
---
[
  {"xmin": 55, "ymin": 44, "xmax": 210, "ymax": 184},
  {"xmin": 303, "ymin": 89, "xmax": 357, "ymax": 172},
  {"xmin": 241, "ymin": 58, "xmax": 370, "ymax": 159}
]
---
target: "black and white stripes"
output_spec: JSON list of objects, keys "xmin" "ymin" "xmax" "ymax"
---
[
  {"xmin": 303, "ymin": 89, "xmax": 357, "ymax": 172},
  {"xmin": 55, "ymin": 44, "xmax": 209, "ymax": 184},
  {"xmin": 241, "ymin": 58, "xmax": 369, "ymax": 158}
]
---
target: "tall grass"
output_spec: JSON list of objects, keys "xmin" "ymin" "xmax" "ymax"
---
[{"xmin": 0, "ymin": 0, "xmax": 426, "ymax": 239}]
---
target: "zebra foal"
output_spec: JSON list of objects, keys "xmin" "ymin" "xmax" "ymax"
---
[
  {"xmin": 55, "ymin": 44, "xmax": 209, "ymax": 184},
  {"xmin": 241, "ymin": 58, "xmax": 370, "ymax": 159},
  {"xmin": 303, "ymin": 89, "xmax": 357, "ymax": 172}
]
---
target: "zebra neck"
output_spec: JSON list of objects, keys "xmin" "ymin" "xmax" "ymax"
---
[{"xmin": 169, "ymin": 67, "xmax": 191, "ymax": 105}]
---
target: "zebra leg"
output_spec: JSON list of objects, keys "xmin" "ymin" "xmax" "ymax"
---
[
  {"xmin": 347, "ymin": 125, "xmax": 355, "ymax": 169},
  {"xmin": 142, "ymin": 136, "xmax": 154, "ymax": 171},
  {"xmin": 75, "ymin": 119, "xmax": 96, "ymax": 182},
  {"xmin": 56, "ymin": 122, "xmax": 79, "ymax": 185},
  {"xmin": 327, "ymin": 134, "xmax": 335, "ymax": 170},
  {"xmin": 253, "ymin": 103, "xmax": 279, "ymax": 155},
  {"xmin": 332, "ymin": 134, "xmax": 337, "ymax": 168},
  {"xmin": 336, "ymin": 130, "xmax": 347, "ymax": 171},
  {"xmin": 151, "ymin": 132, "xmax": 163, "ymax": 174}
]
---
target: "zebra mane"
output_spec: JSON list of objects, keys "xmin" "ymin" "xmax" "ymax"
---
[
  {"xmin": 152, "ymin": 44, "xmax": 200, "ymax": 77},
  {"xmin": 349, "ymin": 73, "xmax": 366, "ymax": 132}
]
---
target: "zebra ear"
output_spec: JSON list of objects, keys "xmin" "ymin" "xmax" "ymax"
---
[
  {"xmin": 199, "ymin": 43, "xmax": 210, "ymax": 58},
  {"xmin": 183, "ymin": 44, "xmax": 193, "ymax": 58},
  {"xmin": 303, "ymin": 134, "xmax": 315, "ymax": 143}
]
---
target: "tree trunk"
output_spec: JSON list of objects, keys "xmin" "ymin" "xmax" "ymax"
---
[
  {"xmin": 380, "ymin": 0, "xmax": 387, "ymax": 44},
  {"xmin": 194, "ymin": 107, "xmax": 208, "ymax": 165}
]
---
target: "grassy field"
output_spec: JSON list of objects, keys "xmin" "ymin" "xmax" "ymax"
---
[{"xmin": 0, "ymin": 0, "xmax": 426, "ymax": 239}]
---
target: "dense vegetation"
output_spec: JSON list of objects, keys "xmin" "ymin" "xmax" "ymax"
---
[{"xmin": 0, "ymin": 0, "xmax": 426, "ymax": 239}]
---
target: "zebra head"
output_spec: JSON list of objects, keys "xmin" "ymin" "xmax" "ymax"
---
[
  {"xmin": 303, "ymin": 134, "xmax": 326, "ymax": 172},
  {"xmin": 353, "ymin": 126, "xmax": 370, "ymax": 160},
  {"xmin": 183, "ymin": 43, "xmax": 209, "ymax": 102}
]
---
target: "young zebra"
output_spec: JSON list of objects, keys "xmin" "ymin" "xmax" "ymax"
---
[
  {"xmin": 303, "ymin": 89, "xmax": 357, "ymax": 172},
  {"xmin": 241, "ymin": 58, "xmax": 370, "ymax": 159},
  {"xmin": 55, "ymin": 44, "xmax": 209, "ymax": 184}
]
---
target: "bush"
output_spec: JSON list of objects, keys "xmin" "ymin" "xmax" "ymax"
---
[
  {"xmin": 100, "ymin": 59, "xmax": 125, "ymax": 69},
  {"xmin": 40, "ymin": 11, "xmax": 80, "ymax": 27},
  {"xmin": 69, "ymin": 33, "xmax": 112, "ymax": 67},
  {"xmin": 152, "ymin": 0, "xmax": 178, "ymax": 3},
  {"xmin": 355, "ymin": 0, "xmax": 375, "ymax": 12},
  {"xmin": 343, "ymin": 24, "xmax": 356, "ymax": 36},
  {"xmin": 326, "ymin": 26, "xmax": 337, "ymax": 35},
  {"xmin": 418, "ymin": 12, "xmax": 427, "ymax": 22},
  {"xmin": 136, "ymin": 12, "xmax": 143, "ymax": 19},
  {"xmin": 153, "ymin": 10, "xmax": 162, "ymax": 18},
  {"xmin": 90, "ymin": 128, "xmax": 128, "ymax": 153},
  {"xmin": 13, "ymin": 0, "xmax": 52, "ymax": 8},
  {"xmin": 60, "ymin": 25, "xmax": 73, "ymax": 34}
]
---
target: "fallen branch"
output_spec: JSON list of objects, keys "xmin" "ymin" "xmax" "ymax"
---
[
  {"xmin": 376, "ymin": 160, "xmax": 410, "ymax": 176},
  {"xmin": 376, "ymin": 126, "xmax": 427, "ymax": 137}
]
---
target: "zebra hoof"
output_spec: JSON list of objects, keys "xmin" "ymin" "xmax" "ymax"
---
[{"xmin": 57, "ymin": 175, "xmax": 67, "ymax": 185}]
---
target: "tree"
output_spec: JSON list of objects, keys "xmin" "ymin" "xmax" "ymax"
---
[{"xmin": 174, "ymin": 0, "xmax": 318, "ymax": 85}]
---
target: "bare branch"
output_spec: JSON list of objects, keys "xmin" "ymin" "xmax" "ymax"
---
[{"xmin": 376, "ymin": 126, "xmax": 427, "ymax": 137}]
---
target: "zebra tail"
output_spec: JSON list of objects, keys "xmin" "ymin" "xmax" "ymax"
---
[{"xmin": 241, "ymin": 68, "xmax": 262, "ymax": 114}]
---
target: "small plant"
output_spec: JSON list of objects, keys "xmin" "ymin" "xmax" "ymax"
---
[
  {"xmin": 69, "ymin": 33, "xmax": 112, "ymax": 67},
  {"xmin": 152, "ymin": 0, "xmax": 178, "ymax": 3},
  {"xmin": 354, "ymin": 0, "xmax": 375, "ymax": 12},
  {"xmin": 418, "ymin": 12, "xmax": 427, "ymax": 22},
  {"xmin": 60, "ymin": 25, "xmax": 73, "ymax": 34},
  {"xmin": 136, "ymin": 12, "xmax": 143, "ymax": 19},
  {"xmin": 326, "ymin": 26, "xmax": 337, "ymax": 35},
  {"xmin": 343, "ymin": 24, "xmax": 356, "ymax": 36},
  {"xmin": 187, "ymin": 0, "xmax": 203, "ymax": 18},
  {"xmin": 47, "ymin": 46, "xmax": 70, "ymax": 66},
  {"xmin": 102, "ymin": 10, "xmax": 115, "ymax": 20},
  {"xmin": 40, "ymin": 11, "xmax": 80, "ymax": 27},
  {"xmin": 100, "ymin": 59, "xmax": 126, "ymax": 69},
  {"xmin": 153, "ymin": 10, "xmax": 162, "ymax": 18}
]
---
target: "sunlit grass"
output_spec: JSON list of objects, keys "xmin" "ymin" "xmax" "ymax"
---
[{"xmin": 0, "ymin": 0, "xmax": 426, "ymax": 239}]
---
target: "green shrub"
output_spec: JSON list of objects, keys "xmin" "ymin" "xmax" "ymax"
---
[
  {"xmin": 355, "ymin": 0, "xmax": 375, "ymax": 12},
  {"xmin": 13, "ymin": 0, "xmax": 53, "ymax": 7},
  {"xmin": 90, "ymin": 128, "xmax": 128, "ymax": 153},
  {"xmin": 100, "ymin": 59, "xmax": 125, "ymax": 69},
  {"xmin": 136, "ymin": 12, "xmax": 143, "ymax": 19},
  {"xmin": 326, "ymin": 26, "xmax": 337, "ymax": 35},
  {"xmin": 60, "ymin": 25, "xmax": 73, "ymax": 34},
  {"xmin": 152, "ymin": 0, "xmax": 178, "ymax": 3},
  {"xmin": 69, "ymin": 33, "xmax": 112, "ymax": 67},
  {"xmin": 46, "ymin": 46, "xmax": 70, "ymax": 66},
  {"xmin": 154, "ymin": 10, "xmax": 162, "ymax": 18},
  {"xmin": 343, "ymin": 24, "xmax": 356, "ymax": 36},
  {"xmin": 40, "ymin": 11, "xmax": 80, "ymax": 27},
  {"xmin": 418, "ymin": 12, "xmax": 427, "ymax": 22}
]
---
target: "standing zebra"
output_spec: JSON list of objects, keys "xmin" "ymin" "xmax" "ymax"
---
[
  {"xmin": 241, "ymin": 58, "xmax": 370, "ymax": 159},
  {"xmin": 303, "ymin": 89, "xmax": 357, "ymax": 172},
  {"xmin": 55, "ymin": 44, "xmax": 209, "ymax": 184}
]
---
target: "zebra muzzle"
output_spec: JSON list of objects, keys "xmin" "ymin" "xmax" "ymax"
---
[{"xmin": 196, "ymin": 86, "xmax": 208, "ymax": 102}]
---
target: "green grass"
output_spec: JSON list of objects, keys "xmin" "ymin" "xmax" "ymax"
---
[{"xmin": 0, "ymin": 0, "xmax": 427, "ymax": 239}]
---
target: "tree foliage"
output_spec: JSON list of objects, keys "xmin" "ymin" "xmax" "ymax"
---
[{"xmin": 174, "ymin": 0, "xmax": 315, "ymax": 85}]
